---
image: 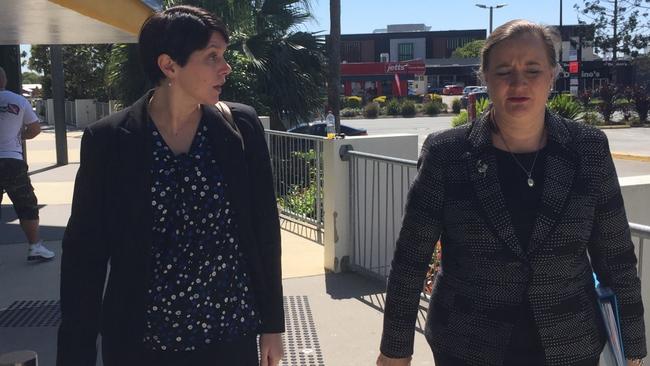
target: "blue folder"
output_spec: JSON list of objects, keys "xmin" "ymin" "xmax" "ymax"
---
[{"xmin": 593, "ymin": 273, "xmax": 625, "ymax": 366}]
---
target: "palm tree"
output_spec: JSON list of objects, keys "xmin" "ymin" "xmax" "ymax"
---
[
  {"xmin": 106, "ymin": 44, "xmax": 150, "ymax": 107},
  {"xmin": 168, "ymin": 0, "xmax": 326, "ymax": 130},
  {"xmin": 238, "ymin": 0, "xmax": 325, "ymax": 129}
]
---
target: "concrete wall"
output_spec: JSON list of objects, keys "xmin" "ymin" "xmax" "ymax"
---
[
  {"xmin": 619, "ymin": 175, "xmax": 650, "ymax": 353},
  {"xmin": 322, "ymin": 134, "xmax": 418, "ymax": 272},
  {"xmin": 259, "ymin": 116, "xmax": 270, "ymax": 130},
  {"xmin": 74, "ymin": 99, "xmax": 96, "ymax": 128}
]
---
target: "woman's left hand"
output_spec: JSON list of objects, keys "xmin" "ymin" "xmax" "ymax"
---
[{"xmin": 259, "ymin": 333, "xmax": 284, "ymax": 366}]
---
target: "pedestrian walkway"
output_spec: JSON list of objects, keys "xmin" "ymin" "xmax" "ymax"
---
[{"xmin": 0, "ymin": 127, "xmax": 434, "ymax": 365}]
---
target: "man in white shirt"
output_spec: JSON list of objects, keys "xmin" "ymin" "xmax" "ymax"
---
[{"xmin": 0, "ymin": 66, "xmax": 54, "ymax": 261}]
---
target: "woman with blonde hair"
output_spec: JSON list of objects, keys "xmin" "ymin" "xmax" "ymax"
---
[{"xmin": 377, "ymin": 19, "xmax": 645, "ymax": 366}]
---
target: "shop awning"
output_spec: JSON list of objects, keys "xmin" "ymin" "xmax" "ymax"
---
[{"xmin": 0, "ymin": 0, "xmax": 158, "ymax": 45}]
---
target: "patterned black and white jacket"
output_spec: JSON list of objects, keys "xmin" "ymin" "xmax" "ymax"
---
[{"xmin": 380, "ymin": 110, "xmax": 646, "ymax": 365}]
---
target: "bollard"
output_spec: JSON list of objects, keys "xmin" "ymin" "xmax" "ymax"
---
[
  {"xmin": 468, "ymin": 92, "xmax": 477, "ymax": 122},
  {"xmin": 0, "ymin": 350, "xmax": 38, "ymax": 366}
]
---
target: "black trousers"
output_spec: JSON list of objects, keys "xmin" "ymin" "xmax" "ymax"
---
[{"xmin": 102, "ymin": 335, "xmax": 259, "ymax": 366}]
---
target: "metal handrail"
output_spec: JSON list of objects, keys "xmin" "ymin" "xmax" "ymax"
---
[
  {"xmin": 264, "ymin": 129, "xmax": 327, "ymax": 141},
  {"xmin": 630, "ymin": 223, "xmax": 650, "ymax": 279},
  {"xmin": 346, "ymin": 150, "xmax": 417, "ymax": 167},
  {"xmin": 341, "ymin": 146, "xmax": 650, "ymax": 282},
  {"xmin": 265, "ymin": 129, "xmax": 325, "ymax": 242}
]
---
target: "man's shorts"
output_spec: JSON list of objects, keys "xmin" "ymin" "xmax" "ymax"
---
[{"xmin": 0, "ymin": 158, "xmax": 39, "ymax": 220}]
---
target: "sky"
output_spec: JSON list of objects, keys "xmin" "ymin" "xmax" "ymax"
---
[{"xmin": 301, "ymin": 0, "xmax": 584, "ymax": 34}]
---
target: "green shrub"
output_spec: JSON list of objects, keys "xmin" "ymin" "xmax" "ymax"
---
[
  {"xmin": 342, "ymin": 96, "xmax": 362, "ymax": 109},
  {"xmin": 425, "ymin": 93, "xmax": 443, "ymax": 104},
  {"xmin": 401, "ymin": 100, "xmax": 417, "ymax": 117},
  {"xmin": 475, "ymin": 97, "xmax": 490, "ymax": 115},
  {"xmin": 363, "ymin": 102, "xmax": 380, "ymax": 118},
  {"xmin": 452, "ymin": 98, "xmax": 462, "ymax": 114},
  {"xmin": 615, "ymin": 98, "xmax": 634, "ymax": 122},
  {"xmin": 386, "ymin": 98, "xmax": 401, "ymax": 115},
  {"xmin": 341, "ymin": 107, "xmax": 361, "ymax": 117},
  {"xmin": 424, "ymin": 101, "xmax": 441, "ymax": 116},
  {"xmin": 625, "ymin": 85, "xmax": 650, "ymax": 124},
  {"xmin": 373, "ymin": 95, "xmax": 387, "ymax": 105},
  {"xmin": 582, "ymin": 109, "xmax": 603, "ymax": 126},
  {"xmin": 594, "ymin": 84, "xmax": 619, "ymax": 123},
  {"xmin": 547, "ymin": 93, "xmax": 582, "ymax": 120},
  {"xmin": 276, "ymin": 150, "xmax": 319, "ymax": 218},
  {"xmin": 451, "ymin": 110, "xmax": 469, "ymax": 127},
  {"xmin": 441, "ymin": 103, "xmax": 448, "ymax": 113}
]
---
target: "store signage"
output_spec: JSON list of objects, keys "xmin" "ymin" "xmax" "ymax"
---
[
  {"xmin": 386, "ymin": 63, "xmax": 407, "ymax": 73},
  {"xmin": 384, "ymin": 62, "xmax": 425, "ymax": 75}
]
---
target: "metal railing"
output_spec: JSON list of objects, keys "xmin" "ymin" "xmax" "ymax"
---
[
  {"xmin": 631, "ymin": 223, "xmax": 650, "ymax": 279},
  {"xmin": 342, "ymin": 147, "xmax": 650, "ymax": 282},
  {"xmin": 344, "ymin": 147, "xmax": 418, "ymax": 279},
  {"xmin": 265, "ymin": 130, "xmax": 325, "ymax": 243}
]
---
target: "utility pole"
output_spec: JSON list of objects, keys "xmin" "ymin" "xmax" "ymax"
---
[
  {"xmin": 475, "ymin": 3, "xmax": 508, "ymax": 34},
  {"xmin": 328, "ymin": 0, "xmax": 341, "ymax": 133}
]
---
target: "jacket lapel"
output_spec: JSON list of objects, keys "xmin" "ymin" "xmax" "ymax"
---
[
  {"xmin": 526, "ymin": 112, "xmax": 579, "ymax": 256},
  {"xmin": 117, "ymin": 91, "xmax": 154, "ymax": 257},
  {"xmin": 466, "ymin": 113, "xmax": 524, "ymax": 259},
  {"xmin": 203, "ymin": 105, "xmax": 250, "ymax": 231}
]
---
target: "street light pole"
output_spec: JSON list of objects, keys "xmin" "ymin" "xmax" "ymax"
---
[{"xmin": 475, "ymin": 3, "xmax": 508, "ymax": 34}]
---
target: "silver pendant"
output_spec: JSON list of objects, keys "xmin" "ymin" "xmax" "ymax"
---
[{"xmin": 527, "ymin": 178, "xmax": 535, "ymax": 187}]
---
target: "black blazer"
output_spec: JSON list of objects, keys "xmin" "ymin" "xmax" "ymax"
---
[
  {"xmin": 57, "ymin": 92, "xmax": 284, "ymax": 365},
  {"xmin": 380, "ymin": 111, "xmax": 646, "ymax": 365}
]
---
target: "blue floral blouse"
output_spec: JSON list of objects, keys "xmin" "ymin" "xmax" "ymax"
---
[{"xmin": 142, "ymin": 117, "xmax": 260, "ymax": 351}]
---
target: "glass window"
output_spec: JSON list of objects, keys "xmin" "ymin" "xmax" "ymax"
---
[{"xmin": 398, "ymin": 43, "xmax": 414, "ymax": 61}]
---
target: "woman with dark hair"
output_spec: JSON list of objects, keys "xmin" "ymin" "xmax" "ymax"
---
[
  {"xmin": 57, "ymin": 5, "xmax": 283, "ymax": 366},
  {"xmin": 377, "ymin": 19, "xmax": 645, "ymax": 366}
]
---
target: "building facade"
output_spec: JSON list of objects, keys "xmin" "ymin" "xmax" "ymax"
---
[
  {"xmin": 331, "ymin": 23, "xmax": 631, "ymax": 97},
  {"xmin": 334, "ymin": 25, "xmax": 486, "ymax": 97}
]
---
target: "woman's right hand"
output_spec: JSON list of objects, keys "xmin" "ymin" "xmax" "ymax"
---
[{"xmin": 376, "ymin": 353, "xmax": 411, "ymax": 366}]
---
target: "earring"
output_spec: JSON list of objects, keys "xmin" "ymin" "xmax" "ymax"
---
[{"xmin": 167, "ymin": 81, "xmax": 172, "ymax": 87}]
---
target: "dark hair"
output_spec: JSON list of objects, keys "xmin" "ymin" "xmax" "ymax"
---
[
  {"xmin": 479, "ymin": 19, "xmax": 560, "ymax": 83},
  {"xmin": 138, "ymin": 5, "xmax": 230, "ymax": 85}
]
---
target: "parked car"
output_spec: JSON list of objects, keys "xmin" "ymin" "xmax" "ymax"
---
[
  {"xmin": 428, "ymin": 86, "xmax": 444, "ymax": 94},
  {"xmin": 462, "ymin": 86, "xmax": 481, "ymax": 95},
  {"xmin": 461, "ymin": 91, "xmax": 490, "ymax": 112},
  {"xmin": 442, "ymin": 84, "xmax": 464, "ymax": 95},
  {"xmin": 288, "ymin": 122, "xmax": 368, "ymax": 137},
  {"xmin": 461, "ymin": 86, "xmax": 487, "ymax": 107}
]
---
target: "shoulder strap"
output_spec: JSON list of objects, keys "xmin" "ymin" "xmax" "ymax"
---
[
  {"xmin": 215, "ymin": 101, "xmax": 244, "ymax": 151},
  {"xmin": 216, "ymin": 101, "xmax": 234, "ymax": 126}
]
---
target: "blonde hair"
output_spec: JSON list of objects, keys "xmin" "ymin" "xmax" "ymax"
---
[{"xmin": 479, "ymin": 19, "xmax": 561, "ymax": 82}]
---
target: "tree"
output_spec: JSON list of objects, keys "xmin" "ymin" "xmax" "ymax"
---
[
  {"xmin": 163, "ymin": 0, "xmax": 325, "ymax": 130},
  {"xmin": 21, "ymin": 71, "xmax": 41, "ymax": 84},
  {"xmin": 105, "ymin": 44, "xmax": 149, "ymax": 107},
  {"xmin": 451, "ymin": 40, "xmax": 485, "ymax": 58},
  {"xmin": 28, "ymin": 45, "xmax": 112, "ymax": 100},
  {"xmin": 574, "ymin": 0, "xmax": 650, "ymax": 59},
  {"xmin": 633, "ymin": 55, "xmax": 650, "ymax": 87}
]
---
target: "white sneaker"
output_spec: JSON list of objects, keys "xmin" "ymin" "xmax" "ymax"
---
[{"xmin": 27, "ymin": 242, "xmax": 55, "ymax": 261}]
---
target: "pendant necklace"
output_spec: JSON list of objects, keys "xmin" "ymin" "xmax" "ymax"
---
[{"xmin": 497, "ymin": 129, "xmax": 545, "ymax": 188}]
